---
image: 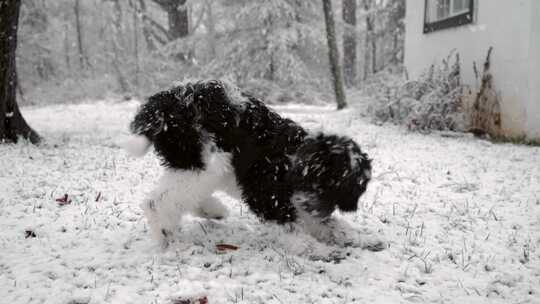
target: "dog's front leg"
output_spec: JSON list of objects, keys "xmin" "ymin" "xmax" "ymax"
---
[
  {"xmin": 141, "ymin": 170, "xmax": 204, "ymax": 249},
  {"xmin": 292, "ymin": 192, "xmax": 387, "ymax": 251},
  {"xmin": 141, "ymin": 193, "xmax": 181, "ymax": 250},
  {"xmin": 141, "ymin": 198, "xmax": 170, "ymax": 249},
  {"xmin": 291, "ymin": 192, "xmax": 335, "ymax": 243},
  {"xmin": 321, "ymin": 217, "xmax": 387, "ymax": 251},
  {"xmin": 297, "ymin": 212, "xmax": 387, "ymax": 251}
]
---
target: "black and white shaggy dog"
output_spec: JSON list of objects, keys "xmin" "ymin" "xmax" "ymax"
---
[{"xmin": 125, "ymin": 80, "xmax": 383, "ymax": 250}]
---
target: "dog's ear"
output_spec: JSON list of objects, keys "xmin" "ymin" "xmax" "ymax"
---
[
  {"xmin": 130, "ymin": 84, "xmax": 208, "ymax": 141},
  {"xmin": 185, "ymin": 81, "xmax": 222, "ymax": 120},
  {"xmin": 130, "ymin": 91, "xmax": 172, "ymax": 138},
  {"xmin": 170, "ymin": 83, "xmax": 199, "ymax": 122}
]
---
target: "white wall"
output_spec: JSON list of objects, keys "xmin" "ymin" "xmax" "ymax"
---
[
  {"xmin": 527, "ymin": 1, "xmax": 540, "ymax": 139},
  {"xmin": 405, "ymin": 0, "xmax": 539, "ymax": 139}
]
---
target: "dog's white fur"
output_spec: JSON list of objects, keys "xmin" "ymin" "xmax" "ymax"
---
[{"xmin": 139, "ymin": 142, "xmax": 235, "ymax": 248}]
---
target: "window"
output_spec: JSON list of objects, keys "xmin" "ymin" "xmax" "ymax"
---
[{"xmin": 424, "ymin": 0, "xmax": 474, "ymax": 33}]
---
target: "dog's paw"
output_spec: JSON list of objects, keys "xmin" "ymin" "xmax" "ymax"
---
[
  {"xmin": 158, "ymin": 228, "xmax": 173, "ymax": 250},
  {"xmin": 362, "ymin": 241, "xmax": 387, "ymax": 252},
  {"xmin": 324, "ymin": 219, "xmax": 388, "ymax": 251},
  {"xmin": 195, "ymin": 196, "xmax": 229, "ymax": 220},
  {"xmin": 350, "ymin": 233, "xmax": 388, "ymax": 251}
]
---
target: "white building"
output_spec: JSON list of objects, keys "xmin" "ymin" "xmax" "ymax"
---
[{"xmin": 404, "ymin": 0, "xmax": 540, "ymax": 140}]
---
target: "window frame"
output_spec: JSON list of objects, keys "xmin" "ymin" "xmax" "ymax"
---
[{"xmin": 423, "ymin": 0, "xmax": 474, "ymax": 34}]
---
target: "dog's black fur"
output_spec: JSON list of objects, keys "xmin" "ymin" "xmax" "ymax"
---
[
  {"xmin": 130, "ymin": 86, "xmax": 205, "ymax": 170},
  {"xmin": 131, "ymin": 80, "xmax": 372, "ymax": 225}
]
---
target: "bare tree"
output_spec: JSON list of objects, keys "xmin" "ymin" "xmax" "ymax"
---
[
  {"xmin": 152, "ymin": 0, "xmax": 189, "ymax": 39},
  {"xmin": 134, "ymin": 0, "xmax": 158, "ymax": 51},
  {"xmin": 363, "ymin": 0, "xmax": 377, "ymax": 78},
  {"xmin": 23, "ymin": 0, "xmax": 55, "ymax": 81},
  {"xmin": 63, "ymin": 24, "xmax": 71, "ymax": 71},
  {"xmin": 151, "ymin": 0, "xmax": 190, "ymax": 59},
  {"xmin": 386, "ymin": 0, "xmax": 405, "ymax": 66},
  {"xmin": 0, "ymin": 0, "xmax": 40, "ymax": 144},
  {"xmin": 322, "ymin": 0, "xmax": 347, "ymax": 110},
  {"xmin": 342, "ymin": 0, "xmax": 356, "ymax": 87},
  {"xmin": 110, "ymin": 0, "xmax": 130, "ymax": 92},
  {"xmin": 132, "ymin": 0, "xmax": 141, "ymax": 87},
  {"xmin": 74, "ymin": 0, "xmax": 90, "ymax": 69},
  {"xmin": 205, "ymin": 0, "xmax": 216, "ymax": 58}
]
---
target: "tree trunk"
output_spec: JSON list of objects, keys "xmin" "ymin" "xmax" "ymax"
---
[
  {"xmin": 64, "ymin": 24, "xmax": 71, "ymax": 72},
  {"xmin": 371, "ymin": 27, "xmax": 377, "ymax": 74},
  {"xmin": 342, "ymin": 0, "xmax": 356, "ymax": 87},
  {"xmin": 152, "ymin": 0, "xmax": 190, "ymax": 60},
  {"xmin": 366, "ymin": 0, "xmax": 377, "ymax": 75},
  {"xmin": 166, "ymin": 0, "xmax": 189, "ymax": 61},
  {"xmin": 363, "ymin": 0, "xmax": 374, "ymax": 80},
  {"xmin": 322, "ymin": 0, "xmax": 347, "ymax": 110},
  {"xmin": 133, "ymin": 1, "xmax": 140, "ymax": 87},
  {"xmin": 0, "ymin": 0, "xmax": 40, "ymax": 144},
  {"xmin": 263, "ymin": 15, "xmax": 275, "ymax": 81},
  {"xmin": 74, "ymin": 0, "xmax": 89, "ymax": 69},
  {"xmin": 205, "ymin": 0, "xmax": 216, "ymax": 58},
  {"xmin": 137, "ymin": 0, "xmax": 157, "ymax": 51},
  {"xmin": 111, "ymin": 0, "xmax": 129, "ymax": 93},
  {"xmin": 166, "ymin": 0, "xmax": 189, "ymax": 40}
]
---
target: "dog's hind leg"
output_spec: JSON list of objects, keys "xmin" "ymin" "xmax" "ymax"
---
[{"xmin": 142, "ymin": 169, "xmax": 214, "ymax": 249}]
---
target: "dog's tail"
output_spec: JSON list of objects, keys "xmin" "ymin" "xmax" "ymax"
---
[
  {"xmin": 120, "ymin": 134, "xmax": 152, "ymax": 157},
  {"xmin": 121, "ymin": 101, "xmax": 161, "ymax": 157}
]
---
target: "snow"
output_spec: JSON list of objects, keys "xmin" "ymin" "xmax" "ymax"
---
[{"xmin": 1, "ymin": 100, "xmax": 539, "ymax": 304}]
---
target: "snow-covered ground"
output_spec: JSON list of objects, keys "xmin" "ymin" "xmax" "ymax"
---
[{"xmin": 1, "ymin": 100, "xmax": 539, "ymax": 304}]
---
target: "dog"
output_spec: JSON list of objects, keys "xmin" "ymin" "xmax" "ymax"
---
[{"xmin": 124, "ymin": 80, "xmax": 383, "ymax": 250}]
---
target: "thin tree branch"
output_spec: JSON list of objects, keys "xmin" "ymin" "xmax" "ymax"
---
[{"xmin": 190, "ymin": 2, "xmax": 206, "ymax": 33}]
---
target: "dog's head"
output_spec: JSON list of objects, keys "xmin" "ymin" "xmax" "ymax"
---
[
  {"xmin": 351, "ymin": 154, "xmax": 372, "ymax": 204},
  {"xmin": 130, "ymin": 85, "xmax": 197, "ymax": 141},
  {"xmin": 123, "ymin": 80, "xmax": 245, "ymax": 166},
  {"xmin": 293, "ymin": 134, "xmax": 372, "ymax": 213},
  {"xmin": 188, "ymin": 80, "xmax": 245, "ymax": 134},
  {"xmin": 335, "ymin": 141, "xmax": 372, "ymax": 213},
  {"xmin": 124, "ymin": 85, "xmax": 203, "ymax": 166}
]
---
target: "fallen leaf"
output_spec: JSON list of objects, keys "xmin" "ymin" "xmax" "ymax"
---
[
  {"xmin": 56, "ymin": 194, "xmax": 72, "ymax": 206},
  {"xmin": 198, "ymin": 296, "xmax": 208, "ymax": 304},
  {"xmin": 25, "ymin": 230, "xmax": 36, "ymax": 238},
  {"xmin": 216, "ymin": 244, "xmax": 239, "ymax": 252},
  {"xmin": 171, "ymin": 296, "xmax": 208, "ymax": 304}
]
